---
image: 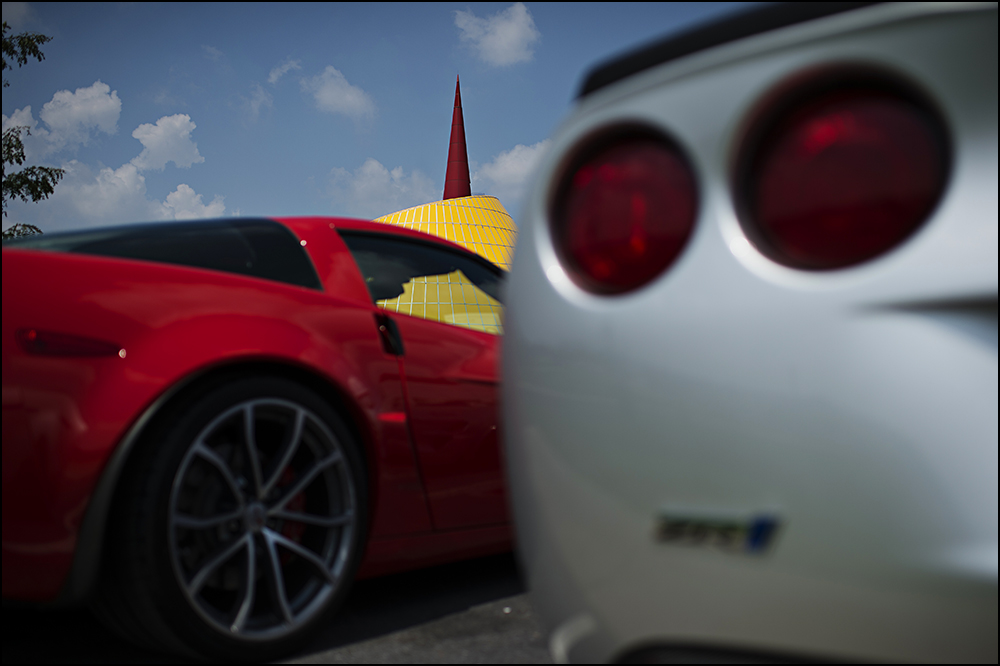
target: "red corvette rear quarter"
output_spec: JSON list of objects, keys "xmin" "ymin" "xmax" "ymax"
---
[{"xmin": 2, "ymin": 216, "xmax": 510, "ymax": 606}]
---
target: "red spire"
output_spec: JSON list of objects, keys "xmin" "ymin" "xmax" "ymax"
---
[{"xmin": 443, "ymin": 75, "xmax": 472, "ymax": 200}]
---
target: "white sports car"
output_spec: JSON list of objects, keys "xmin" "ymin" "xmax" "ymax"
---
[{"xmin": 503, "ymin": 3, "xmax": 996, "ymax": 663}]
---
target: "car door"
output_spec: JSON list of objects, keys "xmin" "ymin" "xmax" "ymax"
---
[{"xmin": 338, "ymin": 231, "xmax": 508, "ymax": 530}]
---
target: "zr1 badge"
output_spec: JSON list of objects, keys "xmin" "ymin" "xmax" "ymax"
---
[{"xmin": 655, "ymin": 508, "xmax": 782, "ymax": 554}]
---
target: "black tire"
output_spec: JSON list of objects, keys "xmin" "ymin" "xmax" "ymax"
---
[{"xmin": 93, "ymin": 376, "xmax": 368, "ymax": 661}]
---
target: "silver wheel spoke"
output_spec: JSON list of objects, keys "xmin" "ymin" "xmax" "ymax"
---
[
  {"xmin": 169, "ymin": 396, "xmax": 358, "ymax": 639},
  {"xmin": 265, "ymin": 527, "xmax": 337, "ymax": 585},
  {"xmin": 231, "ymin": 535, "xmax": 257, "ymax": 633},
  {"xmin": 271, "ymin": 451, "xmax": 342, "ymax": 512},
  {"xmin": 260, "ymin": 408, "xmax": 306, "ymax": 498},
  {"xmin": 174, "ymin": 508, "xmax": 243, "ymax": 530},
  {"xmin": 193, "ymin": 443, "xmax": 246, "ymax": 508},
  {"xmin": 269, "ymin": 508, "xmax": 354, "ymax": 528},
  {"xmin": 187, "ymin": 533, "xmax": 250, "ymax": 596},
  {"xmin": 243, "ymin": 404, "xmax": 264, "ymax": 499},
  {"xmin": 262, "ymin": 530, "xmax": 294, "ymax": 624}
]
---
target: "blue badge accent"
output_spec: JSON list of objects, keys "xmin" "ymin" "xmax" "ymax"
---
[{"xmin": 745, "ymin": 515, "xmax": 780, "ymax": 553}]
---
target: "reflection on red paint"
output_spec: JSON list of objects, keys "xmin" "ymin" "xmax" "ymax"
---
[{"xmin": 2, "ymin": 216, "xmax": 509, "ymax": 602}]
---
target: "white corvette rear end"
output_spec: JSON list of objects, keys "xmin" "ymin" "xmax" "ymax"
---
[{"xmin": 503, "ymin": 3, "xmax": 997, "ymax": 662}]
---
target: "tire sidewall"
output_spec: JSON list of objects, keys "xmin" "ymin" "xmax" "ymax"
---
[{"xmin": 128, "ymin": 376, "xmax": 368, "ymax": 661}]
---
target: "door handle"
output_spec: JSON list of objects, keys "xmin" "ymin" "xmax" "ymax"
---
[{"xmin": 374, "ymin": 313, "xmax": 405, "ymax": 356}]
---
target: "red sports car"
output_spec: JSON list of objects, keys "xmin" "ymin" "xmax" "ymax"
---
[{"xmin": 2, "ymin": 216, "xmax": 510, "ymax": 660}]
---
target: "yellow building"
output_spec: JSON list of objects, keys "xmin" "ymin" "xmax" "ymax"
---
[
  {"xmin": 373, "ymin": 194, "xmax": 517, "ymax": 270},
  {"xmin": 369, "ymin": 77, "xmax": 517, "ymax": 335}
]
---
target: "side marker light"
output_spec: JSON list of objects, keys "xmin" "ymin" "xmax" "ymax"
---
[{"xmin": 16, "ymin": 328, "xmax": 122, "ymax": 357}]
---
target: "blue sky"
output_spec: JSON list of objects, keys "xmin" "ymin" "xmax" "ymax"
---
[{"xmin": 2, "ymin": 2, "xmax": 751, "ymax": 232}]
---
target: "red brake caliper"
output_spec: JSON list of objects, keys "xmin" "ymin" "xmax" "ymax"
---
[{"xmin": 279, "ymin": 466, "xmax": 306, "ymax": 562}]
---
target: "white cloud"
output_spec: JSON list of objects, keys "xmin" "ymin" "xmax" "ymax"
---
[
  {"xmin": 301, "ymin": 66, "xmax": 375, "ymax": 120},
  {"xmin": 2, "ymin": 91, "xmax": 223, "ymax": 231},
  {"xmin": 473, "ymin": 139, "xmax": 550, "ymax": 212},
  {"xmin": 243, "ymin": 83, "xmax": 273, "ymax": 122},
  {"xmin": 64, "ymin": 162, "xmax": 156, "ymax": 221},
  {"xmin": 158, "ymin": 183, "xmax": 226, "ymax": 220},
  {"xmin": 202, "ymin": 45, "xmax": 224, "ymax": 61},
  {"xmin": 131, "ymin": 114, "xmax": 204, "ymax": 171},
  {"xmin": 1, "ymin": 105, "xmax": 46, "ymax": 161},
  {"xmin": 2, "ymin": 160, "xmax": 226, "ymax": 231},
  {"xmin": 455, "ymin": 2, "xmax": 540, "ymax": 66},
  {"xmin": 33, "ymin": 81, "xmax": 121, "ymax": 153},
  {"xmin": 268, "ymin": 58, "xmax": 302, "ymax": 85},
  {"xmin": 328, "ymin": 158, "xmax": 438, "ymax": 219},
  {"xmin": 6, "ymin": 161, "xmax": 154, "ymax": 228},
  {"xmin": 4, "ymin": 82, "xmax": 122, "ymax": 160},
  {"xmin": 1, "ymin": 106, "xmax": 37, "ymax": 132}
]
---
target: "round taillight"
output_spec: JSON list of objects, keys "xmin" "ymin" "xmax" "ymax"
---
[
  {"xmin": 552, "ymin": 133, "xmax": 697, "ymax": 294},
  {"xmin": 743, "ymin": 86, "xmax": 949, "ymax": 270}
]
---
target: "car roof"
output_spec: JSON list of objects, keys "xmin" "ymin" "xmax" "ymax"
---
[
  {"xmin": 2, "ymin": 216, "xmax": 504, "ymax": 291},
  {"xmin": 4, "ymin": 217, "xmax": 325, "ymax": 290}
]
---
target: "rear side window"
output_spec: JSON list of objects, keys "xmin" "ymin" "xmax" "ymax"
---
[
  {"xmin": 339, "ymin": 231, "xmax": 505, "ymax": 335},
  {"xmin": 6, "ymin": 219, "xmax": 322, "ymax": 290}
]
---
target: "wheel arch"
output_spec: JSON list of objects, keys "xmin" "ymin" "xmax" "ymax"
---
[{"xmin": 55, "ymin": 357, "xmax": 374, "ymax": 607}]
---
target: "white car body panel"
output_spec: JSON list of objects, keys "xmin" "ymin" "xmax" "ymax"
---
[{"xmin": 504, "ymin": 3, "xmax": 997, "ymax": 662}]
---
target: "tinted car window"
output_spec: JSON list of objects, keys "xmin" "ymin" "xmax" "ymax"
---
[
  {"xmin": 340, "ymin": 231, "xmax": 505, "ymax": 335},
  {"xmin": 7, "ymin": 219, "xmax": 322, "ymax": 290}
]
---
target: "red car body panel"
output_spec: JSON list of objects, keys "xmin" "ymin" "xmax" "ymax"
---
[
  {"xmin": 392, "ymin": 315, "xmax": 506, "ymax": 530},
  {"xmin": 2, "ymin": 217, "xmax": 510, "ymax": 602}
]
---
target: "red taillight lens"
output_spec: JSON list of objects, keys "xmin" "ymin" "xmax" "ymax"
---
[
  {"xmin": 16, "ymin": 328, "xmax": 121, "ymax": 357},
  {"xmin": 744, "ymin": 88, "xmax": 948, "ymax": 269},
  {"xmin": 553, "ymin": 133, "xmax": 697, "ymax": 294}
]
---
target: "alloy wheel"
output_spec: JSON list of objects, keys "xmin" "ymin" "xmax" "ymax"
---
[{"xmin": 167, "ymin": 398, "xmax": 357, "ymax": 640}]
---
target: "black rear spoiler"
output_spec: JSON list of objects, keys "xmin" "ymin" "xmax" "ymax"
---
[{"xmin": 578, "ymin": 2, "xmax": 877, "ymax": 98}]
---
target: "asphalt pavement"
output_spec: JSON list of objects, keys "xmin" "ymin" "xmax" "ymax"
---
[
  {"xmin": 1, "ymin": 552, "xmax": 552, "ymax": 664},
  {"xmin": 290, "ymin": 594, "xmax": 547, "ymax": 664}
]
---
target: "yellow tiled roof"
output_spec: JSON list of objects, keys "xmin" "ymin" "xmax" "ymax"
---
[
  {"xmin": 373, "ymin": 195, "xmax": 517, "ymax": 271},
  {"xmin": 377, "ymin": 270, "xmax": 504, "ymax": 335}
]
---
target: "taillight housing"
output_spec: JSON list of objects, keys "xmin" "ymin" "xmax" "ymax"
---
[
  {"xmin": 739, "ymin": 78, "xmax": 949, "ymax": 270},
  {"xmin": 551, "ymin": 129, "xmax": 698, "ymax": 294}
]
